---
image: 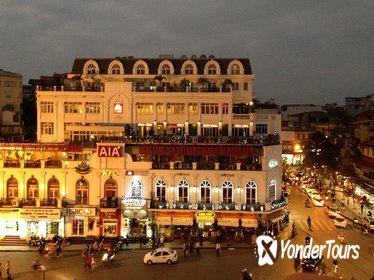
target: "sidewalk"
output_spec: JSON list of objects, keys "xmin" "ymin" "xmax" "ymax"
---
[{"xmin": 0, "ymin": 239, "xmax": 254, "ymax": 252}]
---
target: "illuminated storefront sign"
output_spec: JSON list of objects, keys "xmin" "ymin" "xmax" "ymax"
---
[
  {"xmin": 101, "ymin": 170, "xmax": 120, "ymax": 176},
  {"xmin": 195, "ymin": 211, "xmax": 215, "ymax": 220},
  {"xmin": 63, "ymin": 208, "xmax": 96, "ymax": 217},
  {"xmin": 122, "ymin": 198, "xmax": 147, "ymax": 210},
  {"xmin": 19, "ymin": 208, "xmax": 61, "ymax": 220},
  {"xmin": 98, "ymin": 146, "xmax": 122, "ymax": 157}
]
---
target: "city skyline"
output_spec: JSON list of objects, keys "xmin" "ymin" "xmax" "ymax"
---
[{"xmin": 1, "ymin": 1, "xmax": 374, "ymax": 105}]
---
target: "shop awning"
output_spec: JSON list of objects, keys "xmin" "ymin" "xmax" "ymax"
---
[
  {"xmin": 172, "ymin": 217, "xmax": 193, "ymax": 226},
  {"xmin": 241, "ymin": 219, "xmax": 258, "ymax": 228},
  {"xmin": 269, "ymin": 211, "xmax": 285, "ymax": 223},
  {"xmin": 156, "ymin": 216, "xmax": 172, "ymax": 225},
  {"xmin": 217, "ymin": 218, "xmax": 239, "ymax": 227}
]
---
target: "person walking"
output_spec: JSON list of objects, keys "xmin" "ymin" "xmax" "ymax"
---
[
  {"xmin": 195, "ymin": 241, "xmax": 200, "ymax": 255},
  {"xmin": 159, "ymin": 234, "xmax": 165, "ymax": 247},
  {"xmin": 183, "ymin": 242, "xmax": 188, "ymax": 257},
  {"xmin": 215, "ymin": 241, "xmax": 221, "ymax": 257},
  {"xmin": 307, "ymin": 216, "xmax": 312, "ymax": 230},
  {"xmin": 5, "ymin": 261, "xmax": 10, "ymax": 280}
]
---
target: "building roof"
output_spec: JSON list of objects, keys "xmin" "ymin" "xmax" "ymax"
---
[
  {"xmin": 0, "ymin": 69, "xmax": 22, "ymax": 77},
  {"xmin": 71, "ymin": 57, "xmax": 253, "ymax": 75}
]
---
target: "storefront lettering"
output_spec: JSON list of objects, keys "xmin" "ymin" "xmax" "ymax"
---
[
  {"xmin": 98, "ymin": 146, "xmax": 122, "ymax": 157},
  {"xmin": 19, "ymin": 208, "xmax": 61, "ymax": 220},
  {"xmin": 121, "ymin": 197, "xmax": 147, "ymax": 210},
  {"xmin": 64, "ymin": 208, "xmax": 96, "ymax": 216},
  {"xmin": 195, "ymin": 211, "xmax": 215, "ymax": 220},
  {"xmin": 102, "ymin": 170, "xmax": 119, "ymax": 176}
]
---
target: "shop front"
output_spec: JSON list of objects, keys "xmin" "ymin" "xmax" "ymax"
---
[
  {"xmin": 19, "ymin": 208, "xmax": 63, "ymax": 239},
  {"xmin": 0, "ymin": 208, "xmax": 25, "ymax": 238},
  {"xmin": 63, "ymin": 207, "xmax": 97, "ymax": 237},
  {"xmin": 100, "ymin": 209, "xmax": 122, "ymax": 237}
]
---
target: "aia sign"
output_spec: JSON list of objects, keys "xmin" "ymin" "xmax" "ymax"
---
[{"xmin": 98, "ymin": 145, "xmax": 122, "ymax": 157}]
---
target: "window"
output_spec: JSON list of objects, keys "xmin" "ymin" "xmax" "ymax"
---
[
  {"xmin": 231, "ymin": 64, "xmax": 240, "ymax": 74},
  {"xmin": 184, "ymin": 64, "xmax": 194, "ymax": 75},
  {"xmin": 76, "ymin": 178, "xmax": 89, "ymax": 205},
  {"xmin": 104, "ymin": 178, "xmax": 117, "ymax": 198},
  {"xmin": 155, "ymin": 179, "xmax": 166, "ymax": 201},
  {"xmin": 167, "ymin": 103, "xmax": 185, "ymax": 114},
  {"xmin": 27, "ymin": 176, "xmax": 39, "ymax": 199},
  {"xmin": 48, "ymin": 176, "xmax": 60, "ymax": 201},
  {"xmin": 161, "ymin": 64, "xmax": 171, "ymax": 75},
  {"xmin": 85, "ymin": 102, "xmax": 100, "ymax": 114},
  {"xmin": 256, "ymin": 124, "xmax": 268, "ymax": 134},
  {"xmin": 200, "ymin": 180, "xmax": 211, "ymax": 203},
  {"xmin": 244, "ymin": 82, "xmax": 248, "ymax": 91},
  {"xmin": 178, "ymin": 180, "xmax": 189, "ymax": 202},
  {"xmin": 136, "ymin": 64, "xmax": 145, "ymax": 74},
  {"xmin": 233, "ymin": 83, "xmax": 239, "ymax": 90},
  {"xmin": 41, "ymin": 122, "xmax": 54, "ymax": 135},
  {"xmin": 7, "ymin": 176, "xmax": 18, "ymax": 199},
  {"xmin": 269, "ymin": 179, "xmax": 276, "ymax": 201},
  {"xmin": 111, "ymin": 64, "xmax": 121, "ymax": 74},
  {"xmin": 72, "ymin": 218, "xmax": 84, "ymax": 235},
  {"xmin": 130, "ymin": 180, "xmax": 143, "ymax": 198},
  {"xmin": 188, "ymin": 104, "xmax": 198, "ymax": 114},
  {"xmin": 65, "ymin": 102, "xmax": 83, "ymax": 113},
  {"xmin": 87, "ymin": 64, "xmax": 97, "ymax": 74},
  {"xmin": 201, "ymin": 103, "xmax": 218, "ymax": 114},
  {"xmin": 157, "ymin": 104, "xmax": 164, "ymax": 113},
  {"xmin": 41, "ymin": 102, "xmax": 54, "ymax": 113},
  {"xmin": 245, "ymin": 181, "xmax": 257, "ymax": 204},
  {"xmin": 222, "ymin": 181, "xmax": 233, "ymax": 203},
  {"xmin": 222, "ymin": 103, "xmax": 229, "ymax": 114},
  {"xmin": 208, "ymin": 64, "xmax": 217, "ymax": 75},
  {"xmin": 136, "ymin": 103, "xmax": 154, "ymax": 114}
]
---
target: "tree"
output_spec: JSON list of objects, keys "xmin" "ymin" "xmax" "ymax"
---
[
  {"xmin": 153, "ymin": 75, "xmax": 166, "ymax": 90},
  {"xmin": 303, "ymin": 131, "xmax": 340, "ymax": 171},
  {"xmin": 197, "ymin": 76, "xmax": 209, "ymax": 90},
  {"xmin": 179, "ymin": 79, "xmax": 190, "ymax": 92}
]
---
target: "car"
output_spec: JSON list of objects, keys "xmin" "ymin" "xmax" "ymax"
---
[
  {"xmin": 143, "ymin": 247, "xmax": 178, "ymax": 265},
  {"xmin": 308, "ymin": 190, "xmax": 319, "ymax": 199},
  {"xmin": 327, "ymin": 204, "xmax": 340, "ymax": 218},
  {"xmin": 334, "ymin": 216, "xmax": 348, "ymax": 228},
  {"xmin": 301, "ymin": 257, "xmax": 322, "ymax": 272},
  {"xmin": 361, "ymin": 217, "xmax": 374, "ymax": 230},
  {"xmin": 312, "ymin": 196, "xmax": 324, "ymax": 206}
]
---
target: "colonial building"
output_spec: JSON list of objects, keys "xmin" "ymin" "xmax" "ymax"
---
[{"xmin": 0, "ymin": 55, "xmax": 285, "ymax": 241}]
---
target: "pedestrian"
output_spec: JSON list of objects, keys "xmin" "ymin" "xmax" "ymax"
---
[
  {"xmin": 360, "ymin": 203, "xmax": 364, "ymax": 215},
  {"xmin": 139, "ymin": 234, "xmax": 143, "ymax": 248},
  {"xmin": 307, "ymin": 216, "xmax": 312, "ymax": 230},
  {"xmin": 5, "ymin": 261, "xmax": 10, "ymax": 279},
  {"xmin": 195, "ymin": 241, "xmax": 200, "ymax": 255},
  {"xmin": 183, "ymin": 242, "xmax": 188, "ymax": 257},
  {"xmin": 159, "ymin": 234, "xmax": 164, "ymax": 247},
  {"xmin": 215, "ymin": 241, "xmax": 221, "ymax": 257}
]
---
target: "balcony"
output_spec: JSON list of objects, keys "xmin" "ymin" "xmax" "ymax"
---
[
  {"xmin": 241, "ymin": 203, "xmax": 264, "ymax": 211},
  {"xmin": 100, "ymin": 197, "xmax": 119, "ymax": 208},
  {"xmin": 152, "ymin": 162, "xmax": 170, "ymax": 169},
  {"xmin": 45, "ymin": 159, "xmax": 62, "ymax": 168},
  {"xmin": 150, "ymin": 200, "xmax": 169, "ymax": 209},
  {"xmin": 4, "ymin": 160, "xmax": 20, "ymax": 168},
  {"xmin": 196, "ymin": 163, "xmax": 215, "ymax": 170},
  {"xmin": 219, "ymin": 163, "xmax": 237, "ymax": 170},
  {"xmin": 20, "ymin": 198, "xmax": 37, "ymax": 207},
  {"xmin": 40, "ymin": 198, "xmax": 58, "ymax": 207},
  {"xmin": 196, "ymin": 202, "xmax": 214, "ymax": 210},
  {"xmin": 174, "ymin": 162, "xmax": 192, "ymax": 170},
  {"xmin": 24, "ymin": 160, "xmax": 41, "ymax": 168},
  {"xmin": 0, "ymin": 198, "xmax": 17, "ymax": 207},
  {"xmin": 175, "ymin": 201, "xmax": 193, "ymax": 209},
  {"xmin": 240, "ymin": 163, "xmax": 262, "ymax": 171},
  {"xmin": 218, "ymin": 202, "xmax": 237, "ymax": 210}
]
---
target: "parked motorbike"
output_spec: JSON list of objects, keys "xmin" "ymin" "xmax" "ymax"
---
[
  {"xmin": 101, "ymin": 249, "xmax": 115, "ymax": 263},
  {"xmin": 27, "ymin": 235, "xmax": 40, "ymax": 247},
  {"xmin": 38, "ymin": 239, "xmax": 47, "ymax": 255},
  {"xmin": 45, "ymin": 245, "xmax": 63, "ymax": 260}
]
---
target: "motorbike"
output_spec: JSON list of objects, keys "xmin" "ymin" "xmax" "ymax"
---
[
  {"xmin": 112, "ymin": 240, "xmax": 123, "ymax": 253},
  {"xmin": 101, "ymin": 249, "xmax": 115, "ymax": 263},
  {"xmin": 27, "ymin": 235, "xmax": 40, "ymax": 247},
  {"xmin": 38, "ymin": 239, "xmax": 47, "ymax": 255},
  {"xmin": 45, "ymin": 245, "xmax": 63, "ymax": 260},
  {"xmin": 337, "ymin": 233, "xmax": 344, "ymax": 244}
]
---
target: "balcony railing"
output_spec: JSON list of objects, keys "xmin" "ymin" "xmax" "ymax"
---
[
  {"xmin": 150, "ymin": 200, "xmax": 169, "ymax": 209},
  {"xmin": 240, "ymin": 163, "xmax": 262, "ymax": 171},
  {"xmin": 196, "ymin": 202, "xmax": 214, "ymax": 210},
  {"xmin": 152, "ymin": 162, "xmax": 170, "ymax": 169},
  {"xmin": 20, "ymin": 198, "xmax": 37, "ymax": 207},
  {"xmin": 4, "ymin": 160, "xmax": 21, "ymax": 168},
  {"xmin": 196, "ymin": 163, "xmax": 215, "ymax": 170},
  {"xmin": 24, "ymin": 160, "xmax": 41, "ymax": 168},
  {"xmin": 218, "ymin": 202, "xmax": 237, "ymax": 210},
  {"xmin": 100, "ymin": 197, "xmax": 119, "ymax": 208},
  {"xmin": 40, "ymin": 198, "xmax": 58, "ymax": 207},
  {"xmin": 0, "ymin": 198, "xmax": 17, "ymax": 207},
  {"xmin": 241, "ymin": 203, "xmax": 264, "ymax": 211},
  {"xmin": 174, "ymin": 162, "xmax": 193, "ymax": 170},
  {"xmin": 45, "ymin": 160, "xmax": 62, "ymax": 168},
  {"xmin": 219, "ymin": 163, "xmax": 237, "ymax": 170},
  {"xmin": 175, "ymin": 201, "xmax": 192, "ymax": 209}
]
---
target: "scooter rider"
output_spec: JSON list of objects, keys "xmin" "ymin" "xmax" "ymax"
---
[{"xmin": 332, "ymin": 258, "xmax": 339, "ymax": 273}]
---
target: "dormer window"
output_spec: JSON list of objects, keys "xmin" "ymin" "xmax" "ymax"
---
[
  {"xmin": 208, "ymin": 64, "xmax": 217, "ymax": 75},
  {"xmin": 87, "ymin": 64, "xmax": 97, "ymax": 75},
  {"xmin": 231, "ymin": 64, "xmax": 240, "ymax": 75},
  {"xmin": 136, "ymin": 64, "xmax": 145, "ymax": 74},
  {"xmin": 161, "ymin": 64, "xmax": 171, "ymax": 75},
  {"xmin": 184, "ymin": 64, "xmax": 194, "ymax": 75},
  {"xmin": 111, "ymin": 64, "xmax": 121, "ymax": 74}
]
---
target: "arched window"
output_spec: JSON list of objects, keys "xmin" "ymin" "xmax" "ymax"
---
[
  {"xmin": 7, "ymin": 176, "xmax": 18, "ymax": 199},
  {"xmin": 48, "ymin": 176, "xmax": 60, "ymax": 204},
  {"xmin": 178, "ymin": 179, "xmax": 189, "ymax": 202},
  {"xmin": 104, "ymin": 178, "xmax": 117, "ymax": 198},
  {"xmin": 245, "ymin": 181, "xmax": 257, "ymax": 204},
  {"xmin": 27, "ymin": 176, "xmax": 39, "ymax": 200},
  {"xmin": 269, "ymin": 179, "xmax": 276, "ymax": 201},
  {"xmin": 208, "ymin": 64, "xmax": 217, "ymax": 75},
  {"xmin": 87, "ymin": 64, "xmax": 97, "ymax": 75},
  {"xmin": 76, "ymin": 178, "xmax": 89, "ymax": 205},
  {"xmin": 111, "ymin": 64, "xmax": 121, "ymax": 74},
  {"xmin": 161, "ymin": 64, "xmax": 171, "ymax": 75},
  {"xmin": 155, "ymin": 179, "xmax": 167, "ymax": 201},
  {"xmin": 222, "ymin": 181, "xmax": 233, "ymax": 203},
  {"xmin": 184, "ymin": 64, "xmax": 194, "ymax": 75},
  {"xmin": 200, "ymin": 180, "xmax": 211, "ymax": 203},
  {"xmin": 231, "ymin": 64, "xmax": 240, "ymax": 75},
  {"xmin": 136, "ymin": 64, "xmax": 145, "ymax": 74}
]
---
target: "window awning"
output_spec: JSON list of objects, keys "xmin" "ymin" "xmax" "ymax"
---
[
  {"xmin": 156, "ymin": 216, "xmax": 172, "ymax": 225},
  {"xmin": 217, "ymin": 218, "xmax": 239, "ymax": 227},
  {"xmin": 241, "ymin": 219, "xmax": 258, "ymax": 228},
  {"xmin": 172, "ymin": 217, "xmax": 193, "ymax": 226}
]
